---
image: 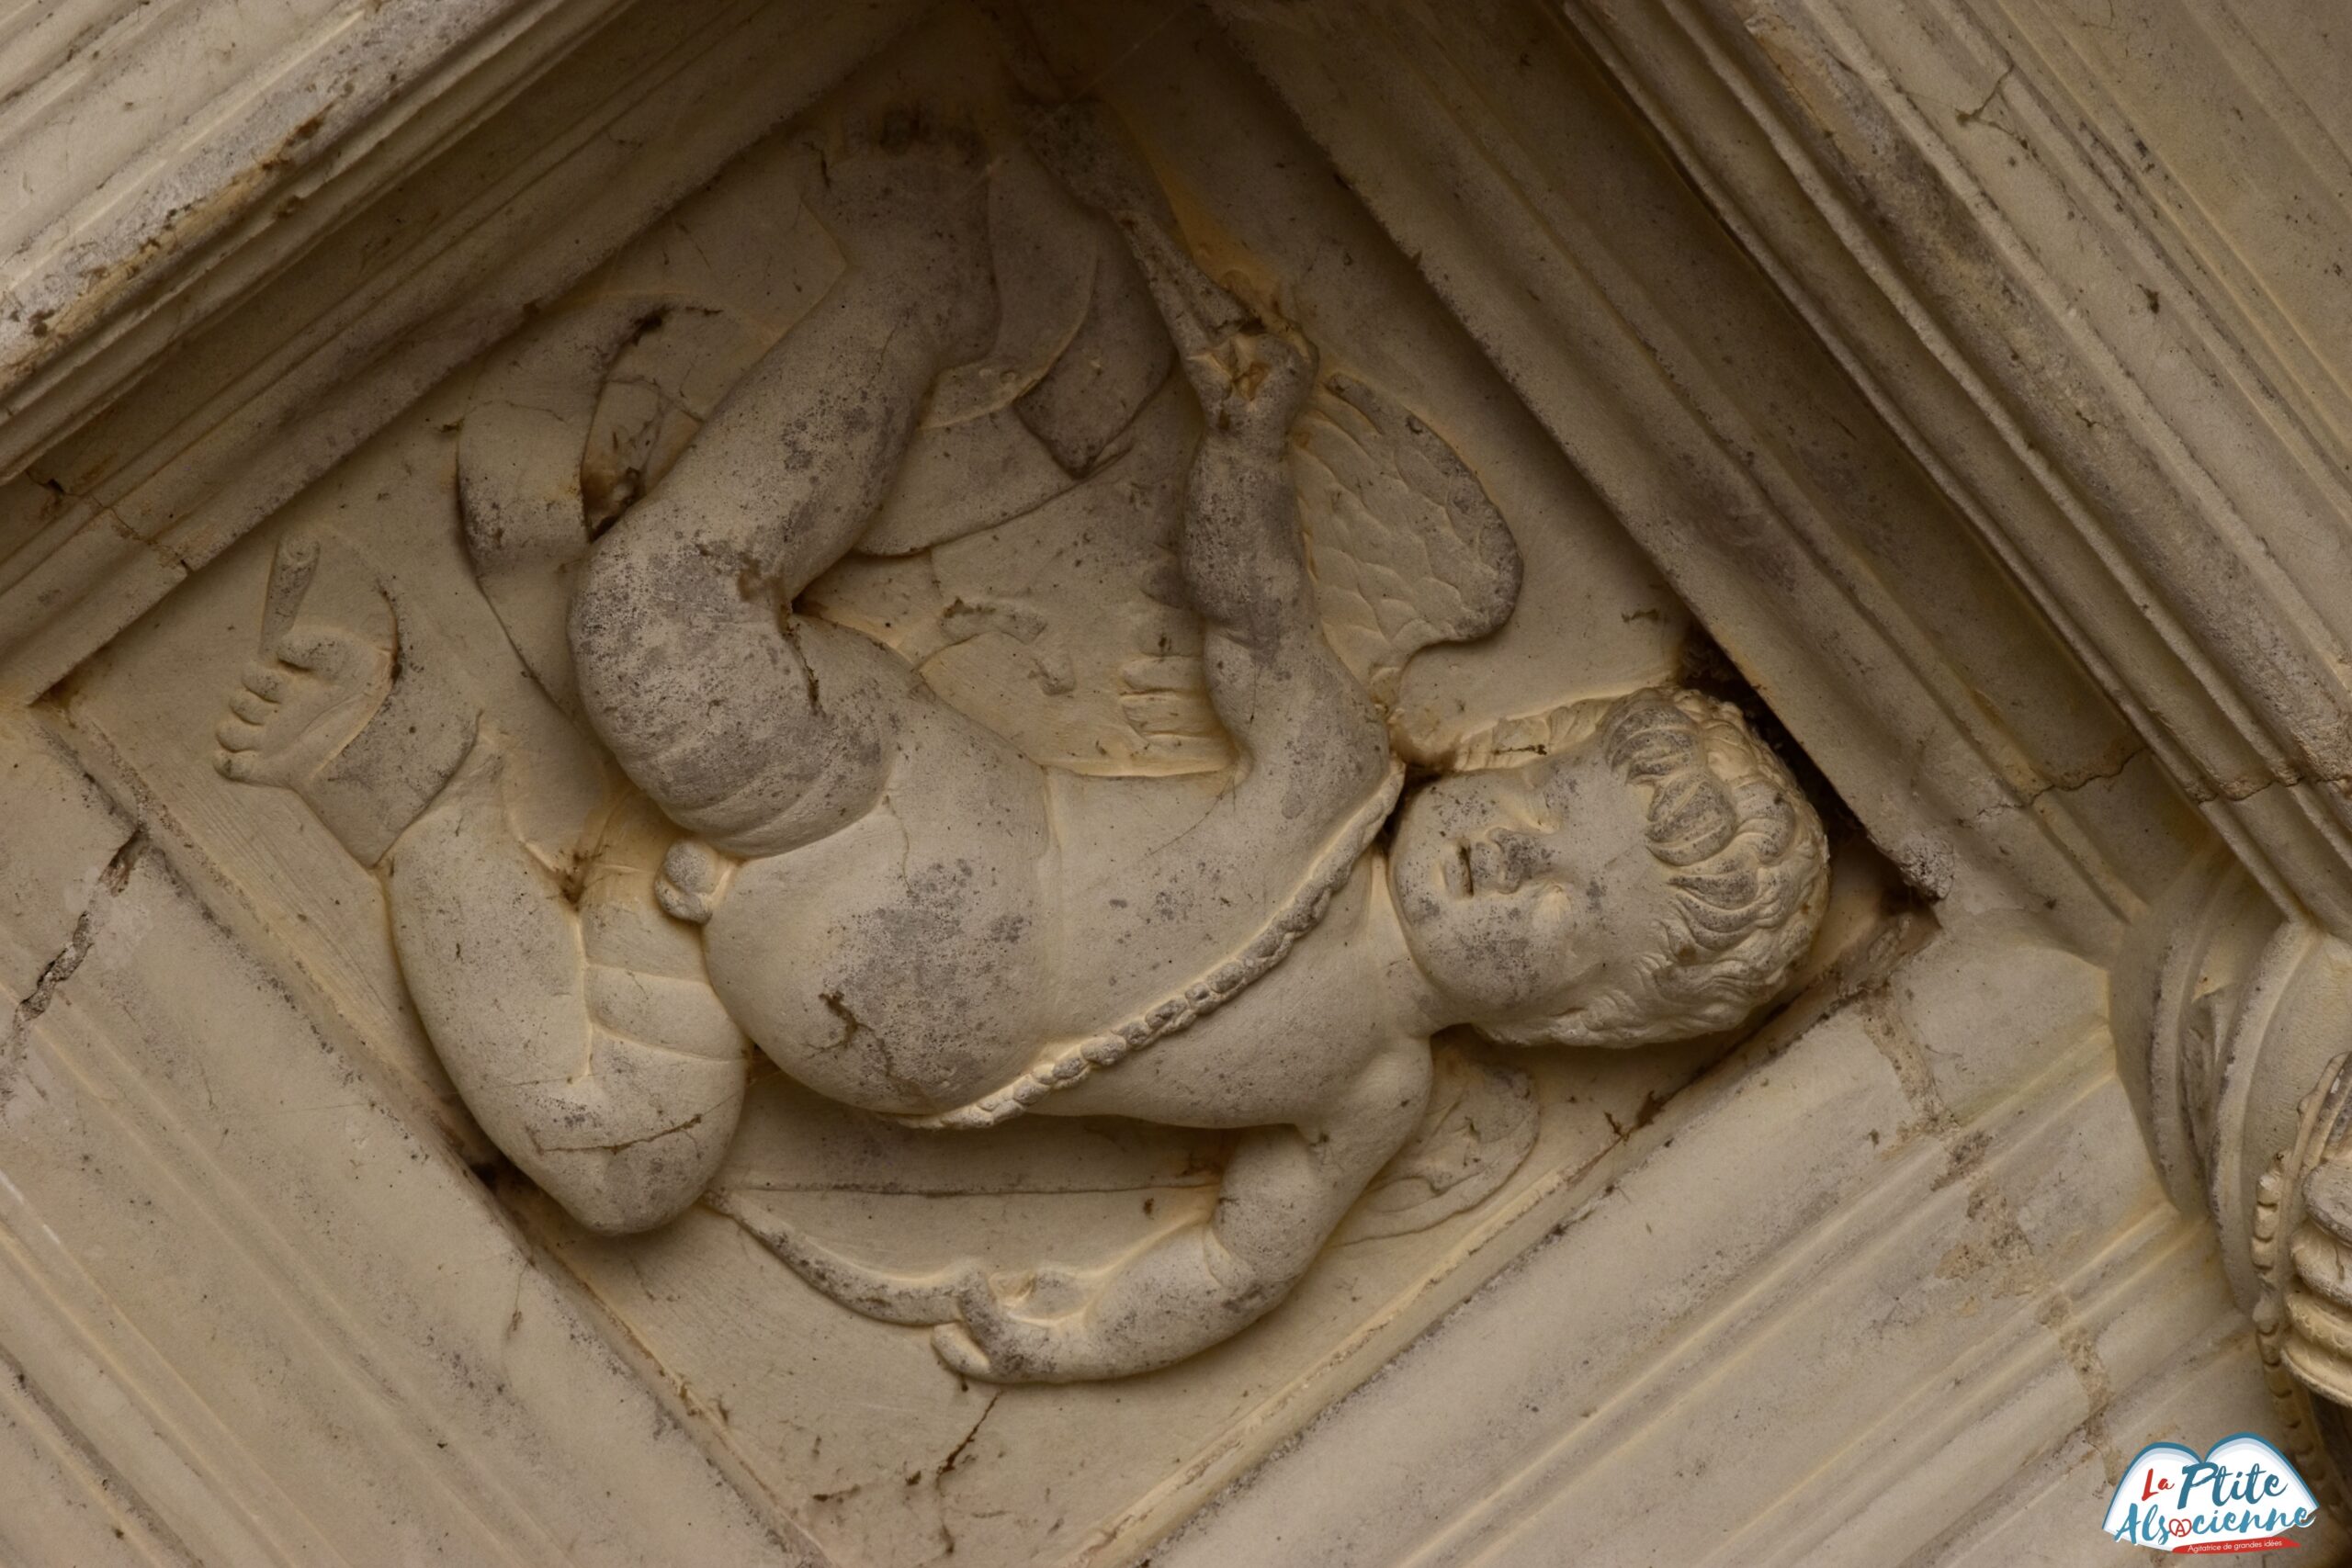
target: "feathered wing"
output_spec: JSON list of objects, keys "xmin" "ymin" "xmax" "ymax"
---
[
  {"xmin": 1032, "ymin": 101, "xmax": 1525, "ymax": 754},
  {"xmin": 1288, "ymin": 375, "xmax": 1523, "ymax": 718}
]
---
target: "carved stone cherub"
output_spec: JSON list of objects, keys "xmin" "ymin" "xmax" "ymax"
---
[{"xmin": 214, "ymin": 105, "xmax": 1828, "ymax": 1382}]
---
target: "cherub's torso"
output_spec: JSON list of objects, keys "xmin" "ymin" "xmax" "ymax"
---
[
  {"xmin": 665, "ymin": 157, "xmax": 1411, "ymax": 1127},
  {"xmin": 698, "ymin": 640, "xmax": 1406, "ymax": 1122}
]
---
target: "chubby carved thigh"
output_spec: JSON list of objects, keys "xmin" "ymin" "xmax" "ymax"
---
[{"xmin": 569, "ymin": 528, "xmax": 900, "ymax": 860}]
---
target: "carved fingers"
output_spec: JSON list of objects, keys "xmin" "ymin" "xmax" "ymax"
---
[
  {"xmin": 930, "ymin": 1265, "xmax": 1103, "ymax": 1383},
  {"xmin": 931, "ymin": 1321, "xmax": 1012, "ymax": 1382},
  {"xmin": 1116, "ymin": 653, "xmax": 1219, "ymax": 760},
  {"xmin": 654, "ymin": 839, "xmax": 737, "ymax": 926},
  {"xmin": 932, "ymin": 1298, "xmax": 1064, "ymax": 1384}
]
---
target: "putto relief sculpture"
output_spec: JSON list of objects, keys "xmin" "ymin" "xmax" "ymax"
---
[{"xmin": 211, "ymin": 98, "xmax": 1829, "ymax": 1382}]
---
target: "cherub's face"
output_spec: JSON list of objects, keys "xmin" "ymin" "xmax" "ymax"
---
[{"xmin": 1387, "ymin": 743, "xmax": 1668, "ymax": 1031}]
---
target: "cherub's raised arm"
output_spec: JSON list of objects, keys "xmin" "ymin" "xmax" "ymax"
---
[
  {"xmin": 1179, "ymin": 335, "xmax": 1389, "ymax": 797},
  {"xmin": 1178, "ymin": 333, "xmax": 1321, "ymax": 645},
  {"xmin": 1027, "ymin": 105, "xmax": 1389, "ymax": 791}
]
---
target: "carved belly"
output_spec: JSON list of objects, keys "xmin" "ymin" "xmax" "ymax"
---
[{"xmin": 700, "ymin": 825, "xmax": 1041, "ymax": 1117}]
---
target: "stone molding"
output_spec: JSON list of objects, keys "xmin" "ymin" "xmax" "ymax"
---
[
  {"xmin": 0, "ymin": 0, "xmax": 634, "ymax": 463},
  {"xmin": 1560, "ymin": 0, "xmax": 2352, "ymax": 942},
  {"xmin": 0, "ymin": 0, "xmax": 932, "ymax": 704}
]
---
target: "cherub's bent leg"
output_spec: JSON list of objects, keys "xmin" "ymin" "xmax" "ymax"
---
[
  {"xmin": 564, "ymin": 287, "xmax": 950, "ymax": 858},
  {"xmin": 388, "ymin": 739, "xmax": 750, "ymax": 1234},
  {"xmin": 934, "ymin": 1040, "xmax": 1433, "ymax": 1381},
  {"xmin": 568, "ymin": 135, "xmax": 996, "ymax": 858}
]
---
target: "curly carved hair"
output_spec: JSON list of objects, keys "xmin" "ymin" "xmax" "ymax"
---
[{"xmin": 1453, "ymin": 686, "xmax": 1830, "ymax": 1049}]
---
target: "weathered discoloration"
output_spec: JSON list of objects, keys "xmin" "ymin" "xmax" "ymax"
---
[{"xmin": 0, "ymin": 0, "xmax": 605, "ymax": 404}]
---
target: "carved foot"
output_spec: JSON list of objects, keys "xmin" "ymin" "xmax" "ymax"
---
[
  {"xmin": 216, "ymin": 623, "xmax": 391, "ymax": 790},
  {"xmin": 215, "ymin": 532, "xmax": 476, "ymax": 865}
]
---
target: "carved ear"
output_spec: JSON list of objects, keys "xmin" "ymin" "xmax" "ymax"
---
[{"xmin": 1288, "ymin": 373, "xmax": 1524, "ymax": 713}]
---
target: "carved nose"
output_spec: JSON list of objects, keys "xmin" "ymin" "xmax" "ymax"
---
[{"xmin": 1470, "ymin": 835, "xmax": 1521, "ymax": 894}]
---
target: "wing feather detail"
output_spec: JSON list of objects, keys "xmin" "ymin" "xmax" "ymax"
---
[{"xmin": 1288, "ymin": 374, "xmax": 1522, "ymax": 709}]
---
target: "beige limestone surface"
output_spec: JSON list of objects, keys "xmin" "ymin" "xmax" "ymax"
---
[{"xmin": 5, "ymin": 0, "xmax": 2351, "ymax": 1564}]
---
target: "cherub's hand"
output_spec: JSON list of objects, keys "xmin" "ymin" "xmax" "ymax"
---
[
  {"xmin": 1116, "ymin": 653, "xmax": 1221, "ymax": 763},
  {"xmin": 655, "ymin": 838, "xmax": 737, "ymax": 926},
  {"xmin": 927, "ymin": 1224, "xmax": 1277, "ymax": 1382},
  {"xmin": 1184, "ymin": 329, "xmax": 1317, "ymax": 452},
  {"xmin": 932, "ymin": 1264, "xmax": 1103, "ymax": 1383},
  {"xmin": 215, "ymin": 626, "xmax": 392, "ymax": 792}
]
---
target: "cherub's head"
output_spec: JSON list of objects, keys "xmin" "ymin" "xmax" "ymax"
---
[{"xmin": 1387, "ymin": 687, "xmax": 1828, "ymax": 1047}]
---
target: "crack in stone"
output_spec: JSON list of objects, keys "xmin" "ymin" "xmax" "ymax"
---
[
  {"xmin": 2, "ymin": 828, "xmax": 145, "ymax": 1061},
  {"xmin": 1955, "ymin": 63, "xmax": 2017, "ymax": 127},
  {"xmin": 933, "ymin": 1390, "xmax": 1000, "ymax": 1481},
  {"xmin": 525, "ymin": 1105, "xmax": 714, "ymax": 1157},
  {"xmin": 22, "ymin": 471, "xmax": 188, "ymax": 579},
  {"xmin": 2181, "ymin": 768, "xmax": 2352, "ymax": 807},
  {"xmin": 1968, "ymin": 744, "xmax": 2145, "ymax": 825}
]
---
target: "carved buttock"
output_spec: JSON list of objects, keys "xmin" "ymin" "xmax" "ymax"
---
[{"xmin": 704, "ymin": 809, "xmax": 1046, "ymax": 1118}]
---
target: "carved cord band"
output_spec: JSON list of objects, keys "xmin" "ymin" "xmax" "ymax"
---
[{"xmin": 888, "ymin": 759, "xmax": 1408, "ymax": 1131}]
